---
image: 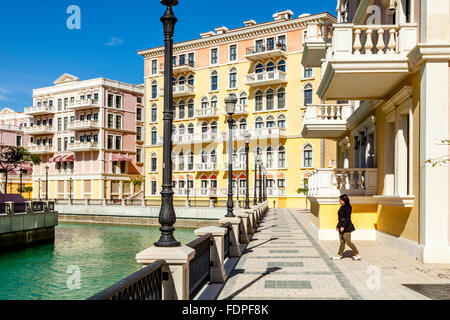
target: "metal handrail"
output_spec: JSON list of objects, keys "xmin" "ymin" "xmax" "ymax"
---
[
  {"xmin": 220, "ymin": 222, "xmax": 232, "ymax": 259},
  {"xmin": 87, "ymin": 260, "xmax": 165, "ymax": 300},
  {"xmin": 187, "ymin": 233, "xmax": 211, "ymax": 300}
]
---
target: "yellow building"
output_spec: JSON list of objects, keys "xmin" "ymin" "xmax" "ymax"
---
[
  {"xmin": 139, "ymin": 10, "xmax": 337, "ymax": 209},
  {"xmin": 302, "ymin": 0, "xmax": 450, "ymax": 263}
]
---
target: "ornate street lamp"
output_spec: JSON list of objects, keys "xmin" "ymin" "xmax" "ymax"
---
[
  {"xmin": 254, "ymin": 150, "xmax": 260, "ymax": 206},
  {"xmin": 244, "ymin": 131, "xmax": 251, "ymax": 209},
  {"xmin": 19, "ymin": 168, "xmax": 24, "ymax": 196},
  {"xmin": 264, "ymin": 171, "xmax": 267, "ymax": 201},
  {"xmin": 38, "ymin": 178, "xmax": 41, "ymax": 200},
  {"xmin": 258, "ymin": 160, "xmax": 263, "ymax": 203},
  {"xmin": 154, "ymin": 0, "xmax": 181, "ymax": 248},
  {"xmin": 45, "ymin": 165, "xmax": 49, "ymax": 201},
  {"xmin": 225, "ymin": 93, "xmax": 237, "ymax": 217},
  {"xmin": 69, "ymin": 178, "xmax": 73, "ymax": 200}
]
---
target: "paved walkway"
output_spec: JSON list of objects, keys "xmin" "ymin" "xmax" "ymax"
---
[{"xmin": 217, "ymin": 208, "xmax": 450, "ymax": 300}]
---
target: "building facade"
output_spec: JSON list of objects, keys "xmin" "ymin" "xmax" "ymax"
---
[
  {"xmin": 0, "ymin": 108, "xmax": 33, "ymax": 196},
  {"xmin": 25, "ymin": 74, "xmax": 144, "ymax": 200},
  {"xmin": 302, "ymin": 0, "xmax": 450, "ymax": 263},
  {"xmin": 139, "ymin": 10, "xmax": 337, "ymax": 208}
]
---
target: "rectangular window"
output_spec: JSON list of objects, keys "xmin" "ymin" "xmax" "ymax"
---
[
  {"xmin": 256, "ymin": 95, "xmax": 263, "ymax": 111},
  {"xmin": 151, "ymin": 157, "xmax": 157, "ymax": 171},
  {"xmin": 188, "ymin": 53, "xmax": 195, "ymax": 67},
  {"xmin": 230, "ymin": 45, "xmax": 237, "ymax": 61},
  {"xmin": 211, "ymin": 75, "xmax": 218, "ymax": 91},
  {"xmin": 57, "ymin": 118, "xmax": 62, "ymax": 131},
  {"xmin": 304, "ymin": 67, "xmax": 313, "ymax": 79},
  {"xmin": 229, "ymin": 72, "xmax": 237, "ymax": 89},
  {"xmin": 64, "ymin": 117, "xmax": 68, "ymax": 131},
  {"xmin": 115, "ymin": 136, "xmax": 122, "ymax": 150},
  {"xmin": 211, "ymin": 48, "xmax": 218, "ymax": 65},
  {"xmin": 278, "ymin": 35, "xmax": 286, "ymax": 50},
  {"xmin": 16, "ymin": 135, "xmax": 22, "ymax": 147},
  {"xmin": 58, "ymin": 138, "xmax": 62, "ymax": 151},
  {"xmin": 151, "ymin": 181, "xmax": 157, "ymax": 195},
  {"xmin": 107, "ymin": 94, "xmax": 114, "ymax": 107},
  {"xmin": 64, "ymin": 137, "xmax": 68, "ymax": 151},
  {"xmin": 136, "ymin": 108, "xmax": 142, "ymax": 121},
  {"xmin": 151, "ymin": 107, "xmax": 157, "ymax": 122},
  {"xmin": 152, "ymin": 131, "xmax": 157, "ymax": 145},
  {"xmin": 94, "ymin": 93, "xmax": 99, "ymax": 101},
  {"xmin": 115, "ymin": 115, "xmax": 122, "ymax": 129},
  {"xmin": 136, "ymin": 127, "xmax": 142, "ymax": 141},
  {"xmin": 136, "ymin": 149, "xmax": 142, "ymax": 163},
  {"xmin": 108, "ymin": 114, "xmax": 114, "ymax": 128},
  {"xmin": 107, "ymin": 135, "xmax": 114, "ymax": 149},
  {"xmin": 179, "ymin": 54, "xmax": 186, "ymax": 66},
  {"xmin": 58, "ymin": 99, "xmax": 62, "ymax": 111},
  {"xmin": 93, "ymin": 113, "xmax": 98, "ymax": 121},
  {"xmin": 255, "ymin": 39, "xmax": 264, "ymax": 52},
  {"xmin": 64, "ymin": 98, "xmax": 68, "ymax": 109},
  {"xmin": 93, "ymin": 134, "xmax": 98, "ymax": 143},
  {"xmin": 278, "ymin": 179, "xmax": 286, "ymax": 188},
  {"xmin": 152, "ymin": 85, "xmax": 157, "ymax": 99},
  {"xmin": 267, "ymin": 37, "xmax": 275, "ymax": 50},
  {"xmin": 116, "ymin": 96, "xmax": 122, "ymax": 109},
  {"xmin": 151, "ymin": 59, "xmax": 158, "ymax": 75},
  {"xmin": 188, "ymin": 103, "xmax": 194, "ymax": 118}
]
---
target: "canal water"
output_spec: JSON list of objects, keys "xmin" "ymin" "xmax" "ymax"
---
[{"xmin": 0, "ymin": 223, "xmax": 196, "ymax": 300}]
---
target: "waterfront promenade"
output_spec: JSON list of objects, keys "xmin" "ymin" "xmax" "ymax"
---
[{"xmin": 216, "ymin": 208, "xmax": 450, "ymax": 300}]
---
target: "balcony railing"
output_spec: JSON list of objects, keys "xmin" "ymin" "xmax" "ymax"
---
[
  {"xmin": 0, "ymin": 124, "xmax": 22, "ymax": 132},
  {"xmin": 68, "ymin": 120, "xmax": 100, "ymax": 131},
  {"xmin": 173, "ymin": 84, "xmax": 195, "ymax": 97},
  {"xmin": 67, "ymin": 142, "xmax": 99, "ymax": 152},
  {"xmin": 308, "ymin": 168, "xmax": 378, "ymax": 196},
  {"xmin": 267, "ymin": 188, "xmax": 287, "ymax": 197},
  {"xmin": 245, "ymin": 70, "xmax": 287, "ymax": 86},
  {"xmin": 248, "ymin": 127, "xmax": 287, "ymax": 139},
  {"xmin": 302, "ymin": 22, "xmax": 333, "ymax": 67},
  {"xmin": 195, "ymin": 107, "xmax": 218, "ymax": 119},
  {"xmin": 24, "ymin": 125, "xmax": 54, "ymax": 136},
  {"xmin": 223, "ymin": 161, "xmax": 246, "ymax": 171},
  {"xmin": 222, "ymin": 104, "xmax": 248, "ymax": 115},
  {"xmin": 28, "ymin": 145, "xmax": 55, "ymax": 154},
  {"xmin": 160, "ymin": 61, "xmax": 196, "ymax": 74},
  {"xmin": 245, "ymin": 43, "xmax": 287, "ymax": 60},
  {"xmin": 68, "ymin": 99, "xmax": 99, "ymax": 111},
  {"xmin": 196, "ymin": 163, "xmax": 219, "ymax": 172},
  {"xmin": 302, "ymin": 104, "xmax": 354, "ymax": 138},
  {"xmin": 24, "ymin": 106, "xmax": 56, "ymax": 115},
  {"xmin": 172, "ymin": 134, "xmax": 195, "ymax": 145}
]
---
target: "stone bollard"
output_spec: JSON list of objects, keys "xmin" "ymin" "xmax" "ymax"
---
[
  {"xmin": 122, "ymin": 199, "xmax": 126, "ymax": 206},
  {"xmin": 241, "ymin": 209, "xmax": 255, "ymax": 235},
  {"xmin": 235, "ymin": 212, "xmax": 250, "ymax": 243},
  {"xmin": 70, "ymin": 198, "xmax": 74, "ymax": 205},
  {"xmin": 219, "ymin": 216, "xmax": 242, "ymax": 257},
  {"xmin": 194, "ymin": 226, "xmax": 227, "ymax": 283},
  {"xmin": 185, "ymin": 199, "xmax": 191, "ymax": 208},
  {"xmin": 251, "ymin": 205, "xmax": 260, "ymax": 225},
  {"xmin": 136, "ymin": 245, "xmax": 195, "ymax": 300},
  {"xmin": 209, "ymin": 199, "xmax": 215, "ymax": 208}
]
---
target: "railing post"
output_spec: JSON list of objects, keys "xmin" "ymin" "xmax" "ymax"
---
[
  {"xmin": 235, "ymin": 211, "xmax": 250, "ymax": 243},
  {"xmin": 219, "ymin": 216, "xmax": 242, "ymax": 257},
  {"xmin": 5, "ymin": 202, "xmax": 14, "ymax": 215},
  {"xmin": 194, "ymin": 227, "xmax": 227, "ymax": 283},
  {"xmin": 26, "ymin": 201, "xmax": 33, "ymax": 214},
  {"xmin": 241, "ymin": 209, "xmax": 255, "ymax": 235},
  {"xmin": 136, "ymin": 246, "xmax": 195, "ymax": 300}
]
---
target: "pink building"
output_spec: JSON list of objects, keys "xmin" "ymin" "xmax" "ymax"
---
[{"xmin": 24, "ymin": 74, "xmax": 144, "ymax": 200}]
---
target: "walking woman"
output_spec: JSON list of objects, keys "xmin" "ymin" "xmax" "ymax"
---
[{"xmin": 331, "ymin": 194, "xmax": 361, "ymax": 261}]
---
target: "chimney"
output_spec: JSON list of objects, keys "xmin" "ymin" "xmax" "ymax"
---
[
  {"xmin": 273, "ymin": 10, "xmax": 294, "ymax": 21},
  {"xmin": 200, "ymin": 31, "xmax": 216, "ymax": 38},
  {"xmin": 215, "ymin": 26, "xmax": 228, "ymax": 35},
  {"xmin": 244, "ymin": 20, "xmax": 256, "ymax": 27}
]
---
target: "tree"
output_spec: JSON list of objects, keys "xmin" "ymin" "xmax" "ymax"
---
[
  {"xmin": 297, "ymin": 187, "xmax": 309, "ymax": 210},
  {"xmin": 0, "ymin": 145, "xmax": 41, "ymax": 194},
  {"xmin": 20, "ymin": 186, "xmax": 33, "ymax": 200},
  {"xmin": 425, "ymin": 139, "xmax": 450, "ymax": 167}
]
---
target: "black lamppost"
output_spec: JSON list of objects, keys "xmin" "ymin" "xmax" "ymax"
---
[
  {"xmin": 225, "ymin": 94, "xmax": 237, "ymax": 217},
  {"xmin": 19, "ymin": 168, "xmax": 24, "ymax": 196},
  {"xmin": 38, "ymin": 178, "xmax": 41, "ymax": 200},
  {"xmin": 45, "ymin": 165, "xmax": 49, "ymax": 201},
  {"xmin": 69, "ymin": 178, "xmax": 73, "ymax": 200},
  {"xmin": 155, "ymin": 0, "xmax": 180, "ymax": 248},
  {"xmin": 253, "ymin": 150, "xmax": 260, "ymax": 206},
  {"xmin": 263, "ymin": 171, "xmax": 267, "ymax": 201},
  {"xmin": 258, "ymin": 160, "xmax": 263, "ymax": 203},
  {"xmin": 244, "ymin": 131, "xmax": 251, "ymax": 209}
]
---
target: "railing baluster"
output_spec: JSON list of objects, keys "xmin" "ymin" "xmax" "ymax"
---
[
  {"xmin": 364, "ymin": 28, "xmax": 374, "ymax": 55},
  {"xmin": 353, "ymin": 28, "xmax": 362, "ymax": 55},
  {"xmin": 388, "ymin": 28, "xmax": 397, "ymax": 54},
  {"xmin": 376, "ymin": 28, "xmax": 386, "ymax": 54}
]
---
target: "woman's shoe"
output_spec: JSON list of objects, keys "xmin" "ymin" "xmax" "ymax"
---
[
  {"xmin": 352, "ymin": 255, "xmax": 362, "ymax": 261},
  {"xmin": 331, "ymin": 256, "xmax": 343, "ymax": 260}
]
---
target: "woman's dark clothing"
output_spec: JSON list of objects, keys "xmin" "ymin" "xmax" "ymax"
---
[{"xmin": 337, "ymin": 204, "xmax": 355, "ymax": 233}]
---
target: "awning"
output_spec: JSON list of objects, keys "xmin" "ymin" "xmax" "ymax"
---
[
  {"xmin": 54, "ymin": 155, "xmax": 65, "ymax": 163},
  {"xmin": 239, "ymin": 173, "xmax": 247, "ymax": 180},
  {"xmin": 210, "ymin": 174, "xmax": 217, "ymax": 180},
  {"xmin": 267, "ymin": 174, "xmax": 274, "ymax": 179},
  {"xmin": 61, "ymin": 154, "xmax": 75, "ymax": 162},
  {"xmin": 121, "ymin": 155, "xmax": 132, "ymax": 162},
  {"xmin": 112, "ymin": 154, "xmax": 132, "ymax": 162},
  {"xmin": 200, "ymin": 175, "xmax": 208, "ymax": 180},
  {"xmin": 277, "ymin": 172, "xmax": 286, "ymax": 179}
]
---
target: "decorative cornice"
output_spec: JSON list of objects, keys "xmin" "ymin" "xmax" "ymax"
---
[
  {"xmin": 380, "ymin": 86, "xmax": 413, "ymax": 114},
  {"xmin": 408, "ymin": 43, "xmax": 450, "ymax": 72},
  {"xmin": 138, "ymin": 12, "xmax": 336, "ymax": 59}
]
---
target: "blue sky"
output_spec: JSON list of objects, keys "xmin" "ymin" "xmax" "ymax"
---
[{"xmin": 0, "ymin": 0, "xmax": 336, "ymax": 111}]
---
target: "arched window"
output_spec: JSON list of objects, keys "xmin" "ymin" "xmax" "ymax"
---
[
  {"xmin": 266, "ymin": 89, "xmax": 274, "ymax": 110},
  {"xmin": 277, "ymin": 87, "xmax": 286, "ymax": 109},
  {"xmin": 210, "ymin": 150, "xmax": 217, "ymax": 163},
  {"xmin": 239, "ymin": 92, "xmax": 248, "ymax": 105},
  {"xmin": 239, "ymin": 118, "xmax": 247, "ymax": 130},
  {"xmin": 151, "ymin": 127, "xmax": 158, "ymax": 145},
  {"xmin": 210, "ymin": 95, "xmax": 218, "ymax": 109},
  {"xmin": 255, "ymin": 117, "xmax": 263, "ymax": 129},
  {"xmin": 277, "ymin": 114, "xmax": 286, "ymax": 128},
  {"xmin": 188, "ymin": 74, "xmax": 195, "ymax": 86},
  {"xmin": 211, "ymin": 121, "xmax": 218, "ymax": 133},
  {"xmin": 188, "ymin": 99, "xmax": 194, "ymax": 118},
  {"xmin": 151, "ymin": 104, "xmax": 158, "ymax": 122},
  {"xmin": 255, "ymin": 90, "xmax": 263, "ymax": 111},
  {"xmin": 278, "ymin": 146, "xmax": 286, "ymax": 168},
  {"xmin": 201, "ymin": 122, "xmax": 208, "ymax": 133},
  {"xmin": 201, "ymin": 150, "xmax": 208, "ymax": 163},
  {"xmin": 266, "ymin": 61, "xmax": 275, "ymax": 72},
  {"xmin": 187, "ymin": 123, "xmax": 194, "ymax": 134},
  {"xmin": 179, "ymin": 152, "xmax": 185, "ymax": 171},
  {"xmin": 151, "ymin": 81, "xmax": 158, "ymax": 99},
  {"xmin": 201, "ymin": 97, "xmax": 209, "ymax": 109},
  {"xmin": 304, "ymin": 84, "xmax": 313, "ymax": 106},
  {"xmin": 179, "ymin": 76, "xmax": 186, "ymax": 85},
  {"xmin": 187, "ymin": 151, "xmax": 194, "ymax": 170},
  {"xmin": 277, "ymin": 60, "xmax": 286, "ymax": 72},
  {"xmin": 303, "ymin": 144, "xmax": 313, "ymax": 168},
  {"xmin": 229, "ymin": 67, "xmax": 237, "ymax": 89},
  {"xmin": 150, "ymin": 153, "xmax": 157, "ymax": 172},
  {"xmin": 266, "ymin": 116, "xmax": 275, "ymax": 128},
  {"xmin": 210, "ymin": 71, "xmax": 218, "ymax": 91},
  {"xmin": 266, "ymin": 147, "xmax": 273, "ymax": 168},
  {"xmin": 179, "ymin": 124, "xmax": 185, "ymax": 135},
  {"xmin": 255, "ymin": 63, "xmax": 264, "ymax": 74},
  {"xmin": 179, "ymin": 100, "xmax": 186, "ymax": 119}
]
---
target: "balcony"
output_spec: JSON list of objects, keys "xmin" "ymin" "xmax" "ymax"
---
[
  {"xmin": 245, "ymin": 44, "xmax": 287, "ymax": 61},
  {"xmin": 67, "ymin": 141, "xmax": 100, "ymax": 152},
  {"xmin": 160, "ymin": 61, "xmax": 196, "ymax": 75},
  {"xmin": 68, "ymin": 99, "xmax": 99, "ymax": 111},
  {"xmin": 24, "ymin": 125, "xmax": 54, "ymax": 136},
  {"xmin": 28, "ymin": 145, "xmax": 55, "ymax": 155},
  {"xmin": 317, "ymin": 23, "xmax": 417, "ymax": 100},
  {"xmin": 267, "ymin": 188, "xmax": 287, "ymax": 197},
  {"xmin": 301, "ymin": 104, "xmax": 353, "ymax": 138},
  {"xmin": 196, "ymin": 107, "xmax": 219, "ymax": 119},
  {"xmin": 172, "ymin": 134, "xmax": 195, "ymax": 145},
  {"xmin": 222, "ymin": 104, "xmax": 248, "ymax": 115},
  {"xmin": 302, "ymin": 22, "xmax": 333, "ymax": 68},
  {"xmin": 223, "ymin": 161, "xmax": 246, "ymax": 171},
  {"xmin": 68, "ymin": 120, "xmax": 100, "ymax": 131},
  {"xmin": 308, "ymin": 168, "xmax": 378, "ymax": 197},
  {"xmin": 196, "ymin": 163, "xmax": 219, "ymax": 172},
  {"xmin": 245, "ymin": 71, "xmax": 287, "ymax": 87},
  {"xmin": 173, "ymin": 84, "xmax": 195, "ymax": 98},
  {"xmin": 221, "ymin": 129, "xmax": 250, "ymax": 141},
  {"xmin": 249, "ymin": 127, "xmax": 287, "ymax": 140},
  {"xmin": 24, "ymin": 106, "xmax": 56, "ymax": 116}
]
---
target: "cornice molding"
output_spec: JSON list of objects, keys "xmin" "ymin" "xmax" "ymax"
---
[
  {"xmin": 139, "ymin": 13, "xmax": 336, "ymax": 59},
  {"xmin": 408, "ymin": 43, "xmax": 450, "ymax": 72},
  {"xmin": 380, "ymin": 86, "xmax": 413, "ymax": 114}
]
